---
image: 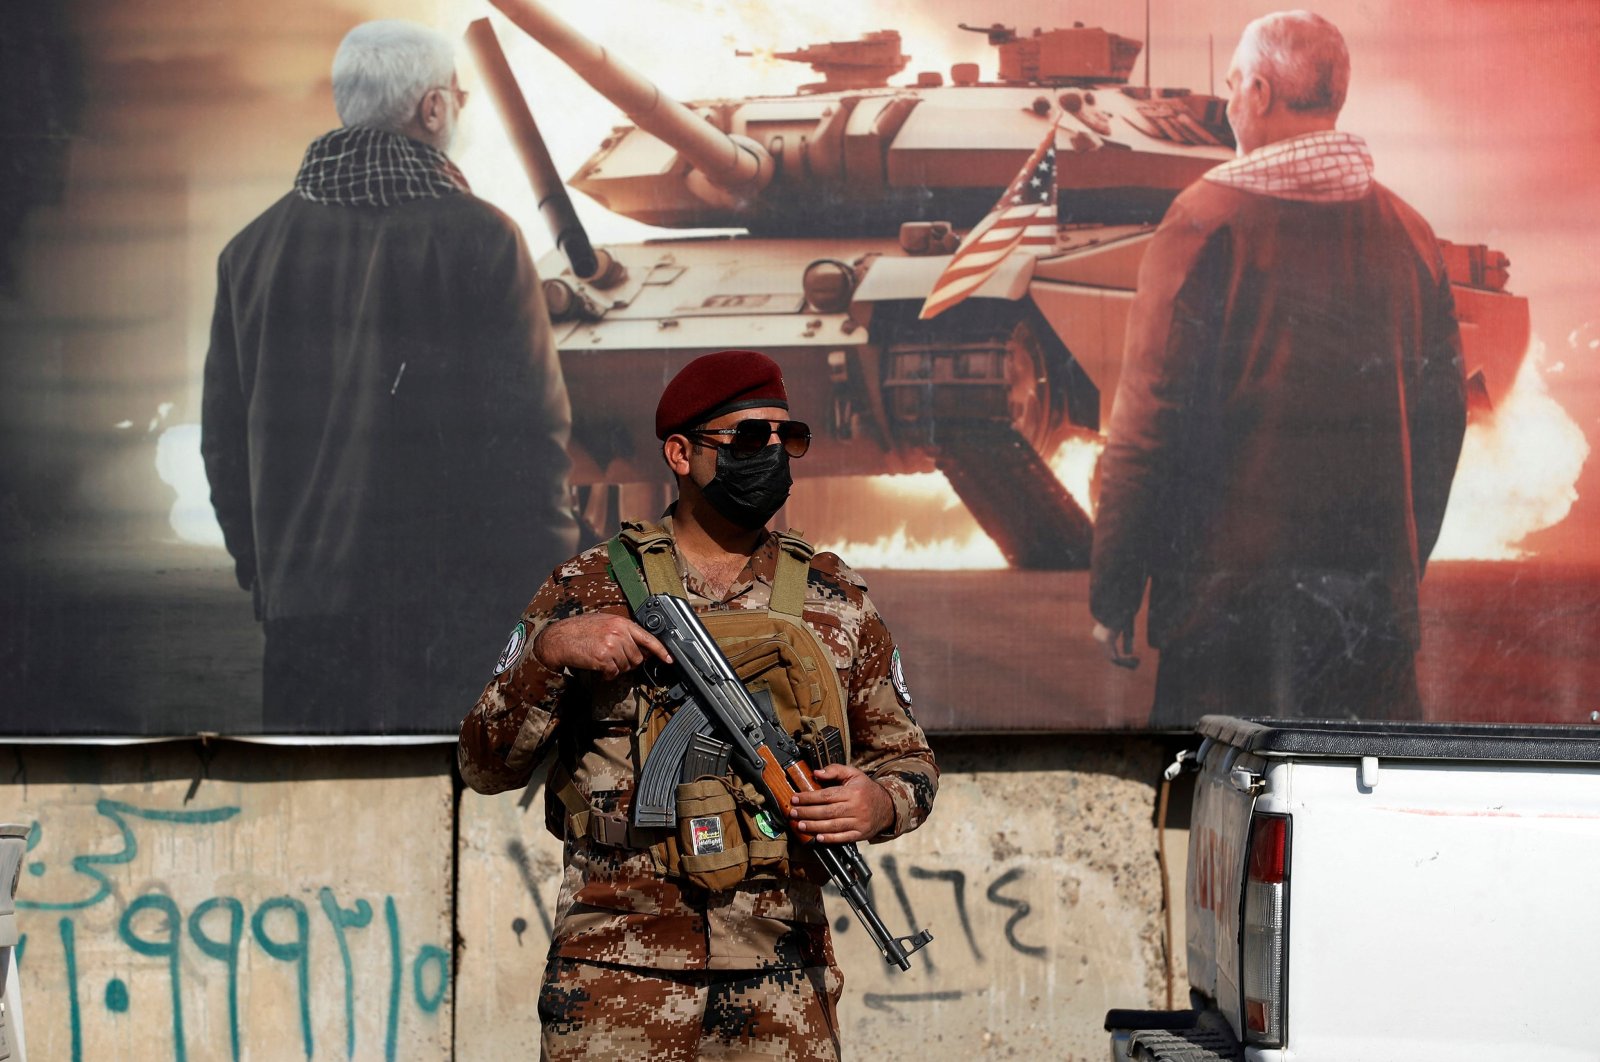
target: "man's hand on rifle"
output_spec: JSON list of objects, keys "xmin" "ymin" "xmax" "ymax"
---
[
  {"xmin": 788, "ymin": 764, "xmax": 895, "ymax": 843},
  {"xmin": 534, "ymin": 614, "xmax": 673, "ymax": 680}
]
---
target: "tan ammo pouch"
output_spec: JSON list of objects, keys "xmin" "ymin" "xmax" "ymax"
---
[
  {"xmin": 654, "ymin": 777, "xmax": 750, "ymax": 890},
  {"xmin": 736, "ymin": 785, "xmax": 790, "ymax": 875}
]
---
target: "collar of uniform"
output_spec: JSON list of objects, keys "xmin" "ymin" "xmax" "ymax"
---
[{"xmin": 656, "ymin": 509, "xmax": 780, "ymax": 606}]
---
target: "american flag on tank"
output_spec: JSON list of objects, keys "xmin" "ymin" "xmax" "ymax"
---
[{"xmin": 919, "ymin": 117, "xmax": 1062, "ymax": 320}]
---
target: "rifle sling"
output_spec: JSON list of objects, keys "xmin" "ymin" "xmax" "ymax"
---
[{"xmin": 606, "ymin": 535, "xmax": 652, "ymax": 612}]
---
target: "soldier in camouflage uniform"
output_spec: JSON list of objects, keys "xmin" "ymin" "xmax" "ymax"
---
[{"xmin": 459, "ymin": 349, "xmax": 938, "ymax": 1060}]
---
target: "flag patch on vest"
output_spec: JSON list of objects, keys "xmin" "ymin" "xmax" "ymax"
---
[
  {"xmin": 690, "ymin": 816, "xmax": 725, "ymax": 855},
  {"xmin": 754, "ymin": 809, "xmax": 785, "ymax": 840},
  {"xmin": 494, "ymin": 621, "xmax": 527, "ymax": 676}
]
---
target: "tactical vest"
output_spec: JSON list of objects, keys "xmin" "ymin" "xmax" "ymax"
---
[{"xmin": 548, "ymin": 522, "xmax": 850, "ymax": 890}]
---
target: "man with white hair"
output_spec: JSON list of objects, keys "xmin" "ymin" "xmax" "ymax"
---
[
  {"xmin": 202, "ymin": 20, "xmax": 576, "ymax": 731},
  {"xmin": 1089, "ymin": 11, "xmax": 1468, "ymax": 724}
]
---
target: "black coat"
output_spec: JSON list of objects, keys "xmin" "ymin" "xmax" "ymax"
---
[{"xmin": 202, "ymin": 186, "xmax": 576, "ymax": 726}]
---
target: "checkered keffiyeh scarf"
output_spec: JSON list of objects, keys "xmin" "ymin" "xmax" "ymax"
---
[
  {"xmin": 1203, "ymin": 130, "xmax": 1374, "ymax": 203},
  {"xmin": 293, "ymin": 126, "xmax": 471, "ymax": 207}
]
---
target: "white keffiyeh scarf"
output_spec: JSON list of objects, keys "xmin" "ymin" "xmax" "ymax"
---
[{"xmin": 1203, "ymin": 130, "xmax": 1374, "ymax": 203}]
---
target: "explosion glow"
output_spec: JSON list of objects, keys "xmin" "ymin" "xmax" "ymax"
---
[
  {"xmin": 1433, "ymin": 337, "xmax": 1590, "ymax": 561},
  {"xmin": 156, "ymin": 424, "xmax": 226, "ymax": 548},
  {"xmin": 1049, "ymin": 435, "xmax": 1105, "ymax": 520},
  {"xmin": 827, "ymin": 338, "xmax": 1589, "ymax": 570},
  {"xmin": 827, "ymin": 436, "xmax": 1104, "ymax": 569},
  {"xmin": 828, "ymin": 524, "xmax": 1006, "ymax": 570}
]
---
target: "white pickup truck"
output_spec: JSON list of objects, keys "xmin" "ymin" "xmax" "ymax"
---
[
  {"xmin": 1107, "ymin": 715, "xmax": 1600, "ymax": 1062},
  {"xmin": 1, "ymin": 823, "xmax": 26, "ymax": 1062}
]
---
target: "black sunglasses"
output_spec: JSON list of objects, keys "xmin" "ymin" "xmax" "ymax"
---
[{"xmin": 685, "ymin": 419, "xmax": 812, "ymax": 458}]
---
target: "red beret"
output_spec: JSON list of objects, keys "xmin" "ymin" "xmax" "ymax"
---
[{"xmin": 655, "ymin": 350, "xmax": 789, "ymax": 439}]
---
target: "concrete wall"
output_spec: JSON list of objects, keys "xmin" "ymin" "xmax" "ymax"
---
[
  {"xmin": 5, "ymin": 737, "xmax": 1187, "ymax": 1061},
  {"xmin": 6, "ymin": 745, "xmax": 457, "ymax": 1062}
]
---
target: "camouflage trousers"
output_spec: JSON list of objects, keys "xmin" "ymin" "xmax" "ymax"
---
[{"xmin": 538, "ymin": 956, "xmax": 842, "ymax": 1061}]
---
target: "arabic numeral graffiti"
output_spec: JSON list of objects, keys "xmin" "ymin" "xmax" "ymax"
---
[
  {"xmin": 44, "ymin": 890, "xmax": 452, "ymax": 1059},
  {"xmin": 121, "ymin": 893, "xmax": 189, "ymax": 1062},
  {"xmin": 59, "ymin": 918, "xmax": 83, "ymax": 1062},
  {"xmin": 385, "ymin": 896, "xmax": 403, "ymax": 1062},
  {"xmin": 985, "ymin": 866, "xmax": 1047, "ymax": 959},
  {"xmin": 189, "ymin": 897, "xmax": 245, "ymax": 1062},
  {"xmin": 907, "ymin": 865, "xmax": 983, "ymax": 961},
  {"xmin": 875, "ymin": 855, "xmax": 929, "ymax": 970},
  {"xmin": 319, "ymin": 887, "xmax": 374, "ymax": 1059},
  {"xmin": 251, "ymin": 896, "xmax": 313, "ymax": 1060},
  {"xmin": 19, "ymin": 801, "xmax": 454, "ymax": 1058},
  {"xmin": 87, "ymin": 889, "xmax": 448, "ymax": 1059},
  {"xmin": 828, "ymin": 857, "xmax": 1047, "ymax": 963},
  {"xmin": 413, "ymin": 944, "xmax": 449, "ymax": 1014}
]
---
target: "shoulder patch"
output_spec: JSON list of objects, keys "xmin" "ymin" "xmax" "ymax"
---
[
  {"xmin": 890, "ymin": 646, "xmax": 915, "ymax": 716},
  {"xmin": 494, "ymin": 621, "xmax": 528, "ymax": 676}
]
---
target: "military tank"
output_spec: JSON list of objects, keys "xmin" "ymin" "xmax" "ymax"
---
[{"xmin": 472, "ymin": 0, "xmax": 1530, "ymax": 569}]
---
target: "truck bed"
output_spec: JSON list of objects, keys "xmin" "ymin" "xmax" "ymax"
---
[
  {"xmin": 1195, "ymin": 715, "xmax": 1600, "ymax": 762},
  {"xmin": 1169, "ymin": 715, "xmax": 1600, "ymax": 1062}
]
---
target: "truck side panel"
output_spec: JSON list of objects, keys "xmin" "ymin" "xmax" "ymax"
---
[{"xmin": 1263, "ymin": 759, "xmax": 1600, "ymax": 1062}]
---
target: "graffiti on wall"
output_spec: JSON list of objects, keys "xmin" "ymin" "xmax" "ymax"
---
[
  {"xmin": 16, "ymin": 799, "xmax": 451, "ymax": 1062},
  {"xmin": 499, "ymin": 835, "xmax": 1056, "ymax": 1013}
]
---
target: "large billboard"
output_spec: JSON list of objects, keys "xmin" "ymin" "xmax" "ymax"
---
[{"xmin": 2, "ymin": 0, "xmax": 1596, "ymax": 735}]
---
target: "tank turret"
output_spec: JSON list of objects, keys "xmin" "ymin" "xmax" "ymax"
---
[
  {"xmin": 478, "ymin": 0, "xmax": 1533, "ymax": 569},
  {"xmin": 961, "ymin": 20, "xmax": 1143, "ymax": 84},
  {"xmin": 767, "ymin": 30, "xmax": 909, "ymax": 94},
  {"xmin": 491, "ymin": 0, "xmax": 1229, "ymax": 234}
]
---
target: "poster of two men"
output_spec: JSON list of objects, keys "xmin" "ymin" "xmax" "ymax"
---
[{"xmin": 1, "ymin": 0, "xmax": 1597, "ymax": 738}]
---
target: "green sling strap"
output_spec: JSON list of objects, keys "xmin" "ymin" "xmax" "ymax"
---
[{"xmin": 606, "ymin": 535, "xmax": 652, "ymax": 612}]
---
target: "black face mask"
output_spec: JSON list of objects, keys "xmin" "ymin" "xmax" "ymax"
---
[{"xmin": 701, "ymin": 443, "xmax": 792, "ymax": 529}]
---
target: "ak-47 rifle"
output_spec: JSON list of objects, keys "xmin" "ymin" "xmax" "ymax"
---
[{"xmin": 630, "ymin": 591, "xmax": 933, "ymax": 971}]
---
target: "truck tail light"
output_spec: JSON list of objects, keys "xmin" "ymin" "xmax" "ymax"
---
[{"xmin": 1243, "ymin": 812, "xmax": 1290, "ymax": 1047}]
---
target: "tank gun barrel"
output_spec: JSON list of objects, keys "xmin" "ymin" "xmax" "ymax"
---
[
  {"xmin": 488, "ymin": 0, "xmax": 773, "ymax": 203},
  {"xmin": 958, "ymin": 22, "xmax": 1018, "ymax": 45},
  {"xmin": 465, "ymin": 18, "xmax": 603, "ymax": 280}
]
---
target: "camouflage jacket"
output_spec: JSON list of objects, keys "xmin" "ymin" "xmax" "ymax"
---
[{"xmin": 457, "ymin": 518, "xmax": 938, "ymax": 971}]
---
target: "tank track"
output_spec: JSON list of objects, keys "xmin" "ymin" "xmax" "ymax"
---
[{"xmin": 933, "ymin": 421, "xmax": 1094, "ymax": 569}]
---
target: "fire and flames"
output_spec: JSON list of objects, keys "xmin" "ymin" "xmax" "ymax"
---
[
  {"xmin": 826, "ymin": 337, "xmax": 1588, "ymax": 568},
  {"xmin": 825, "ymin": 436, "xmax": 1102, "ymax": 569},
  {"xmin": 1432, "ymin": 337, "xmax": 1591, "ymax": 561}
]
